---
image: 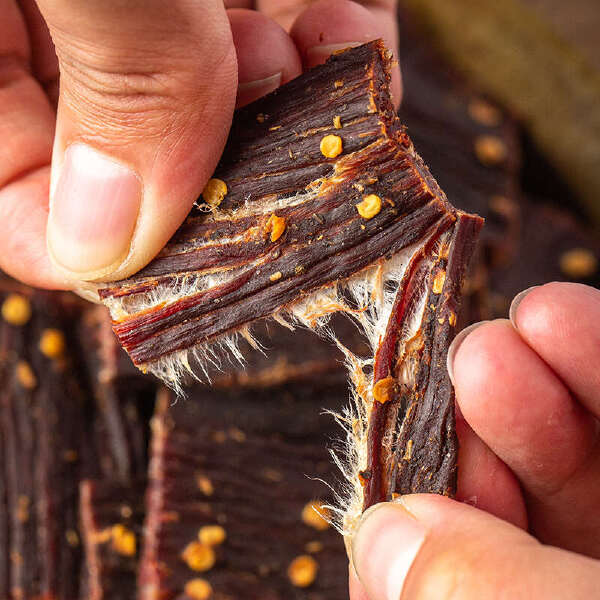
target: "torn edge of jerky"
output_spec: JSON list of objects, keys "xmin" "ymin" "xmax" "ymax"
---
[{"xmin": 99, "ymin": 40, "xmax": 483, "ymax": 533}]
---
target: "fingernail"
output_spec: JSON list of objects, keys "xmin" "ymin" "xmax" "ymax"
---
[
  {"xmin": 47, "ymin": 144, "xmax": 141, "ymax": 280},
  {"xmin": 352, "ymin": 502, "xmax": 426, "ymax": 600},
  {"xmin": 306, "ymin": 42, "xmax": 364, "ymax": 67},
  {"xmin": 446, "ymin": 321, "xmax": 489, "ymax": 385},
  {"xmin": 237, "ymin": 72, "xmax": 281, "ymax": 107},
  {"xmin": 509, "ymin": 286, "xmax": 539, "ymax": 329}
]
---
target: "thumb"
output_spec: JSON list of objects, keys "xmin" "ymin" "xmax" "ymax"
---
[
  {"xmin": 351, "ymin": 495, "xmax": 600, "ymax": 600},
  {"xmin": 37, "ymin": 0, "xmax": 237, "ymax": 281}
]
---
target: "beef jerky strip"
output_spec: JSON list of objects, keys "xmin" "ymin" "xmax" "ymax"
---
[
  {"xmin": 78, "ymin": 306, "xmax": 154, "ymax": 481},
  {"xmin": 80, "ymin": 479, "xmax": 145, "ymax": 600},
  {"xmin": 139, "ymin": 385, "xmax": 349, "ymax": 600},
  {"xmin": 363, "ymin": 214, "xmax": 481, "ymax": 509},
  {"xmin": 0, "ymin": 286, "xmax": 86, "ymax": 599},
  {"xmin": 99, "ymin": 41, "xmax": 475, "ymax": 379}
]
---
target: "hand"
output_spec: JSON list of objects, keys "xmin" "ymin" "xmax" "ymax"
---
[
  {"xmin": 0, "ymin": 0, "xmax": 400, "ymax": 289},
  {"xmin": 349, "ymin": 282, "xmax": 600, "ymax": 599}
]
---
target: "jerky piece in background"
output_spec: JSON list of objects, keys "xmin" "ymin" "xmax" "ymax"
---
[
  {"xmin": 139, "ymin": 385, "xmax": 349, "ymax": 600},
  {"xmin": 80, "ymin": 479, "xmax": 145, "ymax": 600},
  {"xmin": 78, "ymin": 306, "xmax": 155, "ymax": 482},
  {"xmin": 0, "ymin": 285, "xmax": 87, "ymax": 600}
]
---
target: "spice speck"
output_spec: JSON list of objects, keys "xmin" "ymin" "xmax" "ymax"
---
[
  {"xmin": 356, "ymin": 194, "xmax": 382, "ymax": 219},
  {"xmin": 559, "ymin": 248, "xmax": 598, "ymax": 279},
  {"xmin": 373, "ymin": 376, "xmax": 395, "ymax": 404},
  {"xmin": 198, "ymin": 525, "xmax": 227, "ymax": 547},
  {"xmin": 265, "ymin": 214, "xmax": 286, "ymax": 242},
  {"xmin": 288, "ymin": 555, "xmax": 318, "ymax": 588},
  {"xmin": 202, "ymin": 178, "xmax": 228, "ymax": 208},
  {"xmin": 2, "ymin": 294, "xmax": 31, "ymax": 326},
  {"xmin": 301, "ymin": 501, "xmax": 330, "ymax": 531},
  {"xmin": 184, "ymin": 578, "xmax": 213, "ymax": 600},
  {"xmin": 39, "ymin": 329, "xmax": 66, "ymax": 359},
  {"xmin": 320, "ymin": 134, "xmax": 343, "ymax": 158},
  {"xmin": 182, "ymin": 542, "xmax": 216, "ymax": 572}
]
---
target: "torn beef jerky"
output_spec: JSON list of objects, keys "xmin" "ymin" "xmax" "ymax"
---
[
  {"xmin": 0, "ymin": 286, "xmax": 86, "ymax": 599},
  {"xmin": 100, "ymin": 41, "xmax": 480, "ymax": 374},
  {"xmin": 139, "ymin": 385, "xmax": 348, "ymax": 600},
  {"xmin": 80, "ymin": 479, "xmax": 145, "ymax": 600},
  {"xmin": 100, "ymin": 41, "xmax": 482, "ymax": 531}
]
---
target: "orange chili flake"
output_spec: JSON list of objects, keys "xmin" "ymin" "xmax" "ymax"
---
[
  {"xmin": 265, "ymin": 213, "xmax": 286, "ymax": 242},
  {"xmin": 432, "ymin": 270, "xmax": 446, "ymax": 294},
  {"xmin": 372, "ymin": 376, "xmax": 395, "ymax": 404},
  {"xmin": 269, "ymin": 271, "xmax": 282, "ymax": 282},
  {"xmin": 201, "ymin": 178, "xmax": 228, "ymax": 209},
  {"xmin": 2, "ymin": 294, "xmax": 31, "ymax": 326},
  {"xmin": 356, "ymin": 194, "xmax": 382, "ymax": 219},
  {"xmin": 320, "ymin": 134, "xmax": 343, "ymax": 158},
  {"xmin": 287, "ymin": 555, "xmax": 318, "ymax": 588},
  {"xmin": 184, "ymin": 578, "xmax": 213, "ymax": 600},
  {"xmin": 181, "ymin": 542, "xmax": 216, "ymax": 572},
  {"xmin": 301, "ymin": 501, "xmax": 330, "ymax": 531}
]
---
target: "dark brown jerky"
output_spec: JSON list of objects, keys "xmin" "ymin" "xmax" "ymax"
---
[
  {"xmin": 80, "ymin": 479, "xmax": 145, "ymax": 600},
  {"xmin": 139, "ymin": 384, "xmax": 349, "ymax": 600},
  {"xmin": 364, "ymin": 214, "xmax": 482, "ymax": 508},
  {"xmin": 78, "ymin": 306, "xmax": 154, "ymax": 481},
  {"xmin": 100, "ymin": 40, "xmax": 471, "ymax": 370},
  {"xmin": 0, "ymin": 286, "xmax": 86, "ymax": 599}
]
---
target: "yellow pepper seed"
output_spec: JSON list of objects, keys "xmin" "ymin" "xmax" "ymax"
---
[
  {"xmin": 196, "ymin": 475, "xmax": 214, "ymax": 497},
  {"xmin": 333, "ymin": 115, "xmax": 342, "ymax": 129},
  {"xmin": 184, "ymin": 578, "xmax": 213, "ymax": 600},
  {"xmin": 320, "ymin": 134, "xmax": 343, "ymax": 159},
  {"xmin": 16, "ymin": 361, "xmax": 37, "ymax": 390},
  {"xmin": 288, "ymin": 555, "xmax": 318, "ymax": 588},
  {"xmin": 198, "ymin": 525, "xmax": 226, "ymax": 547},
  {"xmin": 2, "ymin": 294, "xmax": 31, "ymax": 326},
  {"xmin": 301, "ymin": 501, "xmax": 330, "ymax": 531},
  {"xmin": 474, "ymin": 135, "xmax": 506, "ymax": 166},
  {"xmin": 372, "ymin": 376, "xmax": 395, "ymax": 404},
  {"xmin": 356, "ymin": 194, "xmax": 382, "ymax": 220},
  {"xmin": 39, "ymin": 329, "xmax": 66, "ymax": 359},
  {"xmin": 269, "ymin": 271, "xmax": 282, "ymax": 282},
  {"xmin": 111, "ymin": 524, "xmax": 136, "ymax": 557},
  {"xmin": 559, "ymin": 248, "xmax": 598, "ymax": 279},
  {"xmin": 202, "ymin": 178, "xmax": 228, "ymax": 208},
  {"xmin": 181, "ymin": 542, "xmax": 216, "ymax": 572}
]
